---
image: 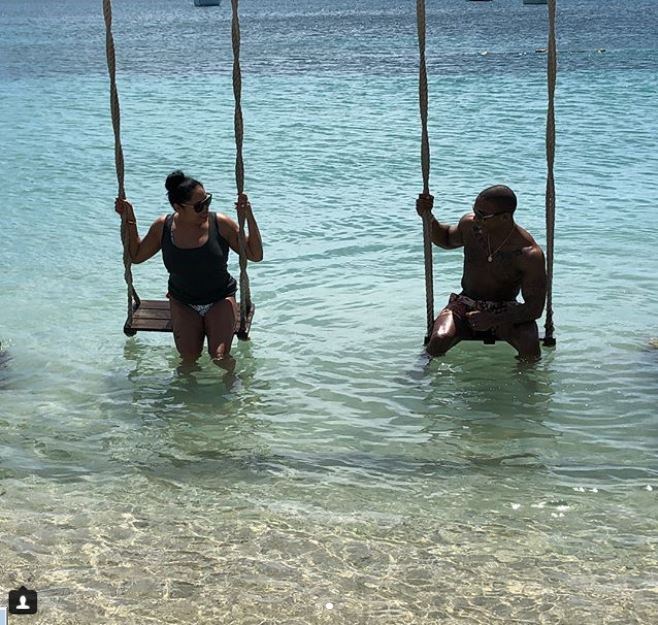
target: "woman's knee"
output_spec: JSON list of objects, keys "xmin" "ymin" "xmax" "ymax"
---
[
  {"xmin": 204, "ymin": 301, "xmax": 236, "ymax": 359},
  {"xmin": 208, "ymin": 342, "xmax": 231, "ymax": 360},
  {"xmin": 179, "ymin": 348, "xmax": 202, "ymax": 363},
  {"xmin": 173, "ymin": 330, "xmax": 204, "ymax": 362}
]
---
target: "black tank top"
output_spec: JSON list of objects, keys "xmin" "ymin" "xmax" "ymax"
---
[{"xmin": 162, "ymin": 212, "xmax": 237, "ymax": 304}]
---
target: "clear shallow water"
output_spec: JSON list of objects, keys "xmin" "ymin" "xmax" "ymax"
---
[{"xmin": 1, "ymin": 0, "xmax": 657, "ymax": 623}]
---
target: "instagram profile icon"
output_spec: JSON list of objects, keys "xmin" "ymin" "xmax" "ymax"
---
[{"xmin": 8, "ymin": 586, "xmax": 38, "ymax": 615}]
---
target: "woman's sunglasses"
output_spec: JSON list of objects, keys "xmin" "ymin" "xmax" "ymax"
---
[{"xmin": 182, "ymin": 193, "xmax": 213, "ymax": 213}]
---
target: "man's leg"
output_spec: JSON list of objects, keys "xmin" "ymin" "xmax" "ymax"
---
[
  {"xmin": 426, "ymin": 308, "xmax": 462, "ymax": 357},
  {"xmin": 499, "ymin": 321, "xmax": 541, "ymax": 361}
]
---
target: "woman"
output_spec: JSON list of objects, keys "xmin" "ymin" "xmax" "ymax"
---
[{"xmin": 115, "ymin": 170, "xmax": 263, "ymax": 364}]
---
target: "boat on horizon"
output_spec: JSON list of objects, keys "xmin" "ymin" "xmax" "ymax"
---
[
  {"xmin": 523, "ymin": 0, "xmax": 548, "ymax": 5},
  {"xmin": 194, "ymin": 0, "xmax": 221, "ymax": 7}
]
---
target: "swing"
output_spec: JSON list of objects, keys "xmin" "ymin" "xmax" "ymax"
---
[
  {"xmin": 416, "ymin": 0, "xmax": 557, "ymax": 348},
  {"xmin": 103, "ymin": 0, "xmax": 255, "ymax": 340}
]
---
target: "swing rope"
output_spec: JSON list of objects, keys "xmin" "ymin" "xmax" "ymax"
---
[
  {"xmin": 103, "ymin": 0, "xmax": 140, "ymax": 330},
  {"xmin": 543, "ymin": 0, "xmax": 557, "ymax": 346},
  {"xmin": 231, "ymin": 0, "xmax": 253, "ymax": 336},
  {"xmin": 104, "ymin": 0, "xmax": 253, "ymax": 336},
  {"xmin": 416, "ymin": 0, "xmax": 558, "ymax": 346},
  {"xmin": 416, "ymin": 0, "xmax": 435, "ymax": 343}
]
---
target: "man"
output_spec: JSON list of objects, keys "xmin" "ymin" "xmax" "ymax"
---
[{"xmin": 416, "ymin": 185, "xmax": 547, "ymax": 361}]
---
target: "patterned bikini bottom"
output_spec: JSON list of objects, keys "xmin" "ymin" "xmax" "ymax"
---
[
  {"xmin": 187, "ymin": 303, "xmax": 216, "ymax": 317},
  {"xmin": 168, "ymin": 294, "xmax": 236, "ymax": 318}
]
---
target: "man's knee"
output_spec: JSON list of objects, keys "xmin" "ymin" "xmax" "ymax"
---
[
  {"xmin": 518, "ymin": 321, "xmax": 539, "ymax": 342},
  {"xmin": 427, "ymin": 329, "xmax": 456, "ymax": 357},
  {"xmin": 508, "ymin": 322, "xmax": 540, "ymax": 358}
]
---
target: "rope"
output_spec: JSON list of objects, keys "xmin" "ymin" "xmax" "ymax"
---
[
  {"xmin": 544, "ymin": 0, "xmax": 557, "ymax": 346},
  {"xmin": 103, "ymin": 0, "xmax": 140, "ymax": 331},
  {"xmin": 416, "ymin": 0, "xmax": 435, "ymax": 342},
  {"xmin": 231, "ymin": 0, "xmax": 252, "ymax": 334}
]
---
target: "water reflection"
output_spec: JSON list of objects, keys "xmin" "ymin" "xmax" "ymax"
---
[
  {"xmin": 422, "ymin": 346, "xmax": 555, "ymax": 418},
  {"xmin": 115, "ymin": 338, "xmax": 277, "ymax": 485},
  {"xmin": 113, "ymin": 336, "xmax": 559, "ymax": 491},
  {"xmin": 122, "ymin": 338, "xmax": 259, "ymax": 403},
  {"xmin": 0, "ymin": 345, "xmax": 11, "ymax": 389},
  {"xmin": 394, "ymin": 345, "xmax": 560, "ymax": 475}
]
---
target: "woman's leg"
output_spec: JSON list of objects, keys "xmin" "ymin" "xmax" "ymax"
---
[
  {"xmin": 204, "ymin": 297, "xmax": 237, "ymax": 363},
  {"xmin": 170, "ymin": 298, "xmax": 205, "ymax": 364}
]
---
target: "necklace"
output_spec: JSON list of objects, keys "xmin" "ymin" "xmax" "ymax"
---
[{"xmin": 487, "ymin": 226, "xmax": 516, "ymax": 262}]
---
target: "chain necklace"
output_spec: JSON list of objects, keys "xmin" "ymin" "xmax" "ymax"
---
[{"xmin": 487, "ymin": 226, "xmax": 516, "ymax": 262}]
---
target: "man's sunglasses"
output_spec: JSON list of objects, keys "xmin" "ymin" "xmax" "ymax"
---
[
  {"xmin": 182, "ymin": 193, "xmax": 213, "ymax": 213},
  {"xmin": 474, "ymin": 207, "xmax": 507, "ymax": 220}
]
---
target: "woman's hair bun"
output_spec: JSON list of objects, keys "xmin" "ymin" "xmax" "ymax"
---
[
  {"xmin": 165, "ymin": 170, "xmax": 186, "ymax": 192},
  {"xmin": 165, "ymin": 170, "xmax": 201, "ymax": 207}
]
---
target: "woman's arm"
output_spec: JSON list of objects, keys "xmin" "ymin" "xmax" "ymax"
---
[
  {"xmin": 217, "ymin": 194, "xmax": 264, "ymax": 262},
  {"xmin": 115, "ymin": 198, "xmax": 165, "ymax": 264}
]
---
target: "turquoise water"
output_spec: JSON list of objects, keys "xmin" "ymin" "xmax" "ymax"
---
[{"xmin": 1, "ymin": 0, "xmax": 657, "ymax": 623}]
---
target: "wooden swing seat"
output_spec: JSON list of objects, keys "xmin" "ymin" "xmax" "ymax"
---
[
  {"xmin": 464, "ymin": 332, "xmax": 556, "ymax": 347},
  {"xmin": 426, "ymin": 330, "xmax": 555, "ymax": 347},
  {"xmin": 424, "ymin": 330, "xmax": 497, "ymax": 345},
  {"xmin": 468, "ymin": 330, "xmax": 497, "ymax": 345},
  {"xmin": 124, "ymin": 299, "xmax": 255, "ymax": 340}
]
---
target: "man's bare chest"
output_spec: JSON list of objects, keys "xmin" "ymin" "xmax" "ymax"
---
[{"xmin": 463, "ymin": 235, "xmax": 524, "ymax": 284}]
